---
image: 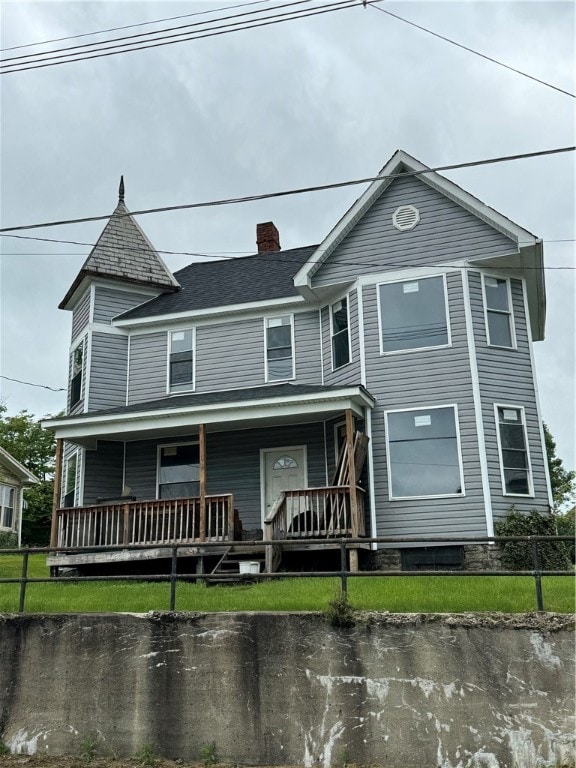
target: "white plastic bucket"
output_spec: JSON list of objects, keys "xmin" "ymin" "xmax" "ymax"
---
[{"xmin": 239, "ymin": 561, "xmax": 260, "ymax": 575}]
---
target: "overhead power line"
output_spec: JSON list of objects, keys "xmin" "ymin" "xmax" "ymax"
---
[
  {"xmin": 0, "ymin": 145, "xmax": 573, "ymax": 234},
  {"xmin": 0, "ymin": 0, "xmax": 272, "ymax": 52},
  {"xmin": 370, "ymin": 5, "xmax": 575, "ymax": 99},
  {"xmin": 0, "ymin": 375, "xmax": 66, "ymax": 393},
  {"xmin": 0, "ymin": 0, "xmax": 369, "ymax": 74}
]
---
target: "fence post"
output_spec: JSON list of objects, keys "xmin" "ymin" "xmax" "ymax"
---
[
  {"xmin": 339, "ymin": 539, "xmax": 348, "ymax": 595},
  {"xmin": 18, "ymin": 551, "xmax": 29, "ymax": 613},
  {"xmin": 531, "ymin": 538, "xmax": 544, "ymax": 612},
  {"xmin": 170, "ymin": 546, "xmax": 178, "ymax": 612}
]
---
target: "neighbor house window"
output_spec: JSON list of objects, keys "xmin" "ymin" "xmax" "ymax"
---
[
  {"xmin": 483, "ymin": 276, "xmax": 515, "ymax": 348},
  {"xmin": 64, "ymin": 453, "xmax": 78, "ymax": 507},
  {"xmin": 169, "ymin": 329, "xmax": 194, "ymax": 391},
  {"xmin": 495, "ymin": 406, "xmax": 532, "ymax": 496},
  {"xmin": 70, "ymin": 342, "xmax": 84, "ymax": 408},
  {"xmin": 379, "ymin": 276, "xmax": 449, "ymax": 353},
  {"xmin": 331, "ymin": 298, "xmax": 350, "ymax": 369},
  {"xmin": 158, "ymin": 443, "xmax": 200, "ymax": 499},
  {"xmin": 265, "ymin": 316, "xmax": 294, "ymax": 381},
  {"xmin": 0, "ymin": 485, "xmax": 15, "ymax": 529},
  {"xmin": 385, "ymin": 406, "xmax": 464, "ymax": 499}
]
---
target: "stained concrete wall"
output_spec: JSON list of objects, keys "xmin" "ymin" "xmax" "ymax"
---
[{"xmin": 0, "ymin": 612, "xmax": 574, "ymax": 768}]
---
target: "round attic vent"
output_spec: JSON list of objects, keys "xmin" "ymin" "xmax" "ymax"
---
[{"xmin": 392, "ymin": 205, "xmax": 420, "ymax": 231}]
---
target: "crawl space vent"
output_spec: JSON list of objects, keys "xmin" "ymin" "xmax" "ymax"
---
[{"xmin": 392, "ymin": 205, "xmax": 420, "ymax": 231}]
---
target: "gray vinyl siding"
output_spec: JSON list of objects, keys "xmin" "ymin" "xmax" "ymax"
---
[
  {"xmin": 93, "ymin": 286, "xmax": 155, "ymax": 325},
  {"xmin": 127, "ymin": 332, "xmax": 167, "ymax": 404},
  {"xmin": 196, "ymin": 317, "xmax": 264, "ymax": 392},
  {"xmin": 322, "ymin": 288, "xmax": 362, "ymax": 386},
  {"xmin": 469, "ymin": 272, "xmax": 549, "ymax": 518},
  {"xmin": 294, "ymin": 310, "xmax": 323, "ymax": 385},
  {"xmin": 313, "ymin": 174, "xmax": 516, "ymax": 287},
  {"xmin": 71, "ymin": 290, "xmax": 91, "ymax": 341},
  {"xmin": 87, "ymin": 333, "xmax": 128, "ymax": 411},
  {"xmin": 124, "ymin": 422, "xmax": 327, "ymax": 530},
  {"xmin": 363, "ymin": 272, "xmax": 487, "ymax": 537},
  {"xmin": 83, "ymin": 441, "xmax": 124, "ymax": 504}
]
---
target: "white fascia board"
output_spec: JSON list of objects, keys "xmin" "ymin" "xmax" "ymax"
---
[
  {"xmin": 294, "ymin": 149, "xmax": 539, "ymax": 288},
  {"xmin": 43, "ymin": 387, "xmax": 375, "ymax": 440},
  {"xmin": 113, "ymin": 294, "xmax": 308, "ymax": 330},
  {"xmin": 61, "ymin": 278, "xmax": 92, "ymax": 313},
  {"xmin": 0, "ymin": 448, "xmax": 40, "ymax": 485}
]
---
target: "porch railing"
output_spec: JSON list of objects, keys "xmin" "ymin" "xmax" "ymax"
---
[
  {"xmin": 55, "ymin": 495, "xmax": 234, "ymax": 548},
  {"xmin": 263, "ymin": 486, "xmax": 366, "ymax": 541}
]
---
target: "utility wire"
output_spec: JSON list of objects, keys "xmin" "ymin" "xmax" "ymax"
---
[
  {"xmin": 0, "ymin": 0, "xmax": 314, "ymax": 65},
  {"xmin": 371, "ymin": 5, "xmax": 575, "ymax": 99},
  {"xmin": 1, "ymin": 145, "xmax": 573, "ymax": 233},
  {"xmin": 0, "ymin": 0, "xmax": 368, "ymax": 74},
  {"xmin": 0, "ymin": 0, "xmax": 272, "ymax": 52},
  {"xmin": 0, "ymin": 375, "xmax": 66, "ymax": 393}
]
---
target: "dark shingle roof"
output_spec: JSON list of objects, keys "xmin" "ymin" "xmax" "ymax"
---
[
  {"xmin": 117, "ymin": 245, "xmax": 318, "ymax": 320},
  {"xmin": 59, "ymin": 383, "xmax": 355, "ymax": 420},
  {"xmin": 60, "ymin": 200, "xmax": 179, "ymax": 309}
]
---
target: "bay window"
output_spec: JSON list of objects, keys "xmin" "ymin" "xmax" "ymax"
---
[{"xmin": 495, "ymin": 406, "xmax": 532, "ymax": 495}]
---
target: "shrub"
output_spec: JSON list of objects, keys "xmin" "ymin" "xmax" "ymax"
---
[
  {"xmin": 325, "ymin": 589, "xmax": 355, "ymax": 628},
  {"xmin": 556, "ymin": 509, "xmax": 575, "ymax": 564},
  {"xmin": 495, "ymin": 508, "xmax": 572, "ymax": 571},
  {"xmin": 0, "ymin": 531, "xmax": 18, "ymax": 549}
]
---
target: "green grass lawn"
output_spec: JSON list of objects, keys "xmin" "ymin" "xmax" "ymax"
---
[{"xmin": 0, "ymin": 554, "xmax": 573, "ymax": 614}]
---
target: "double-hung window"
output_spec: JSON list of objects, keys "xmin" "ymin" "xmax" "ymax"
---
[
  {"xmin": 64, "ymin": 453, "xmax": 78, "ymax": 508},
  {"xmin": 379, "ymin": 276, "xmax": 449, "ymax": 354},
  {"xmin": 331, "ymin": 298, "xmax": 350, "ymax": 369},
  {"xmin": 265, "ymin": 316, "xmax": 294, "ymax": 381},
  {"xmin": 495, "ymin": 406, "xmax": 532, "ymax": 496},
  {"xmin": 158, "ymin": 443, "xmax": 200, "ymax": 499},
  {"xmin": 0, "ymin": 485, "xmax": 15, "ymax": 529},
  {"xmin": 385, "ymin": 406, "xmax": 464, "ymax": 499},
  {"xmin": 169, "ymin": 329, "xmax": 194, "ymax": 392},
  {"xmin": 483, "ymin": 276, "xmax": 515, "ymax": 348},
  {"xmin": 70, "ymin": 341, "xmax": 84, "ymax": 408}
]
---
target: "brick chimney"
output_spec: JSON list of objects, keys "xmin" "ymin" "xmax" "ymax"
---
[{"xmin": 256, "ymin": 221, "xmax": 281, "ymax": 253}]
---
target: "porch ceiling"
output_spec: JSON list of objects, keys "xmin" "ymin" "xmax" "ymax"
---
[{"xmin": 43, "ymin": 383, "xmax": 375, "ymax": 447}]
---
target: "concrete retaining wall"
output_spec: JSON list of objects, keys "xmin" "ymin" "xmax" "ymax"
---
[{"xmin": 0, "ymin": 612, "xmax": 574, "ymax": 767}]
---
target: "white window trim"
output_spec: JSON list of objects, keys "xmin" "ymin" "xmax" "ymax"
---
[
  {"xmin": 377, "ymin": 274, "xmax": 452, "ymax": 357},
  {"xmin": 330, "ymin": 295, "xmax": 352, "ymax": 372},
  {"xmin": 481, "ymin": 274, "xmax": 517, "ymax": 350},
  {"xmin": 384, "ymin": 404, "xmax": 466, "ymax": 501},
  {"xmin": 263, "ymin": 314, "xmax": 295, "ymax": 383},
  {"xmin": 0, "ymin": 483, "xmax": 17, "ymax": 530},
  {"xmin": 62, "ymin": 449, "xmax": 80, "ymax": 507},
  {"xmin": 166, "ymin": 327, "xmax": 196, "ymax": 394},
  {"xmin": 156, "ymin": 440, "xmax": 200, "ymax": 500},
  {"xmin": 493, "ymin": 403, "xmax": 534, "ymax": 498},
  {"xmin": 259, "ymin": 444, "xmax": 308, "ymax": 525}
]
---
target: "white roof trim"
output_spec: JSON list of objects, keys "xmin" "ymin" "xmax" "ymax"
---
[
  {"xmin": 43, "ymin": 387, "xmax": 375, "ymax": 440},
  {"xmin": 0, "ymin": 447, "xmax": 40, "ymax": 485},
  {"xmin": 294, "ymin": 149, "xmax": 538, "ymax": 290}
]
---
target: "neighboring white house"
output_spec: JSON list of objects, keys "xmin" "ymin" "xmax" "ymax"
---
[{"xmin": 0, "ymin": 447, "xmax": 40, "ymax": 546}]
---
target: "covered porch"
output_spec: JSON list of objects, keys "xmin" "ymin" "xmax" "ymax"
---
[{"xmin": 45, "ymin": 383, "xmax": 374, "ymax": 572}]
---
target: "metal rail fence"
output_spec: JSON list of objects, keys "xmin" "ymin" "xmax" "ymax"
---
[{"xmin": 0, "ymin": 535, "xmax": 573, "ymax": 614}]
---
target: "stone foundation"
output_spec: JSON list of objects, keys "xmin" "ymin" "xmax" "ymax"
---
[{"xmin": 368, "ymin": 544, "xmax": 505, "ymax": 571}]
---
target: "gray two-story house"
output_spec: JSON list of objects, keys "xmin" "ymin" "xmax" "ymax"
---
[{"xmin": 45, "ymin": 150, "xmax": 552, "ymax": 573}]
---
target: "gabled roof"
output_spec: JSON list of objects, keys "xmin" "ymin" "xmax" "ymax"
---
[
  {"xmin": 116, "ymin": 245, "xmax": 317, "ymax": 321},
  {"xmin": 60, "ymin": 180, "xmax": 180, "ymax": 310},
  {"xmin": 0, "ymin": 447, "xmax": 40, "ymax": 485}
]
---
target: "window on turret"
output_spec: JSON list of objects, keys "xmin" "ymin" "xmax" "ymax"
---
[
  {"xmin": 169, "ymin": 329, "xmax": 195, "ymax": 392},
  {"xmin": 482, "ymin": 276, "xmax": 516, "ymax": 349},
  {"xmin": 70, "ymin": 341, "xmax": 84, "ymax": 408}
]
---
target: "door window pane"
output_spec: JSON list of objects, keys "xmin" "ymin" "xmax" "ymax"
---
[{"xmin": 379, "ymin": 276, "xmax": 449, "ymax": 353}]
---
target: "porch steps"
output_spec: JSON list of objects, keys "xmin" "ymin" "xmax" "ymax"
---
[{"xmin": 208, "ymin": 550, "xmax": 265, "ymax": 584}]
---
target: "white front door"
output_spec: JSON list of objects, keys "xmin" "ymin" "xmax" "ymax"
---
[{"xmin": 262, "ymin": 447, "xmax": 307, "ymax": 521}]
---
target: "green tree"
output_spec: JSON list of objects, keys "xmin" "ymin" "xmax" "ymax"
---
[
  {"xmin": 544, "ymin": 422, "xmax": 576, "ymax": 511},
  {"xmin": 0, "ymin": 405, "xmax": 56, "ymax": 545}
]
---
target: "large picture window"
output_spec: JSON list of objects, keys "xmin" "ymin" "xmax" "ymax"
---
[
  {"xmin": 495, "ymin": 406, "xmax": 532, "ymax": 495},
  {"xmin": 483, "ymin": 276, "xmax": 515, "ymax": 348},
  {"xmin": 169, "ymin": 329, "xmax": 194, "ymax": 392},
  {"xmin": 385, "ymin": 406, "xmax": 464, "ymax": 499},
  {"xmin": 158, "ymin": 443, "xmax": 200, "ymax": 499},
  {"xmin": 331, "ymin": 298, "xmax": 350, "ymax": 370},
  {"xmin": 0, "ymin": 485, "xmax": 15, "ymax": 529},
  {"xmin": 379, "ymin": 276, "xmax": 449, "ymax": 353},
  {"xmin": 265, "ymin": 316, "xmax": 294, "ymax": 381}
]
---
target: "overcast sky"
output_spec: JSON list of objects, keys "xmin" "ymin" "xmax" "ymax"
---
[{"xmin": 0, "ymin": 1, "xmax": 574, "ymax": 470}]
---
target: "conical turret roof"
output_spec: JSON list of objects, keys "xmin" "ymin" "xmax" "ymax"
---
[{"xmin": 60, "ymin": 179, "xmax": 179, "ymax": 309}]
